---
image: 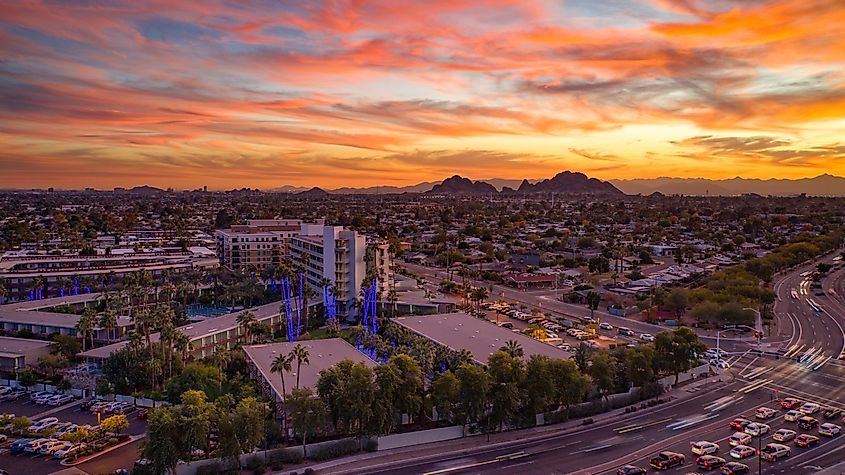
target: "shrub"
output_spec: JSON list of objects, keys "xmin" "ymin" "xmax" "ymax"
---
[
  {"xmin": 268, "ymin": 448, "xmax": 304, "ymax": 465},
  {"xmin": 362, "ymin": 438, "xmax": 378, "ymax": 452},
  {"xmin": 271, "ymin": 461, "xmax": 285, "ymax": 471},
  {"xmin": 307, "ymin": 438, "xmax": 359, "ymax": 461},
  {"xmin": 304, "ymin": 469, "xmax": 316, "ymax": 475}
]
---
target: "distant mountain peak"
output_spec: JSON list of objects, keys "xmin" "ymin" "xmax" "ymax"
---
[{"xmin": 427, "ymin": 175, "xmax": 497, "ymax": 194}]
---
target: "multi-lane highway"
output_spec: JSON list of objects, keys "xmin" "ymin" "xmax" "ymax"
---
[{"xmin": 322, "ymin": 258, "xmax": 845, "ymax": 475}]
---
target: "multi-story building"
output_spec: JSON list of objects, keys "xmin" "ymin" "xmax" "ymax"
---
[
  {"xmin": 0, "ymin": 247, "xmax": 217, "ymax": 303},
  {"xmin": 290, "ymin": 223, "xmax": 393, "ymax": 318},
  {"xmin": 215, "ymin": 219, "xmax": 323, "ymax": 271}
]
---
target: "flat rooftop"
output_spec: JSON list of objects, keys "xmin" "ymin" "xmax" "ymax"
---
[
  {"xmin": 243, "ymin": 338, "xmax": 376, "ymax": 399},
  {"xmin": 0, "ymin": 293, "xmax": 132, "ymax": 329},
  {"xmin": 0, "ymin": 336, "xmax": 52, "ymax": 355},
  {"xmin": 393, "ymin": 312, "xmax": 572, "ymax": 365}
]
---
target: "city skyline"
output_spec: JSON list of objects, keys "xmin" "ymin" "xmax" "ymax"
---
[{"xmin": 2, "ymin": 0, "xmax": 845, "ymax": 189}]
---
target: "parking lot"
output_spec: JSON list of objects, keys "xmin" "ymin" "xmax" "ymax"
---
[{"xmin": 0, "ymin": 392, "xmax": 147, "ymax": 475}]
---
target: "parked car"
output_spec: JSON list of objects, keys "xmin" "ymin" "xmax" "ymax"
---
[
  {"xmin": 53, "ymin": 443, "xmax": 86, "ymax": 459},
  {"xmin": 49, "ymin": 394, "xmax": 74, "ymax": 406},
  {"xmin": 640, "ymin": 333, "xmax": 655, "ymax": 342},
  {"xmin": 819, "ymin": 423, "xmax": 841, "ymax": 437},
  {"xmin": 800, "ymin": 402, "xmax": 821, "ymax": 414},
  {"xmin": 784, "ymin": 410, "xmax": 802, "ymax": 422},
  {"xmin": 759, "ymin": 443, "xmax": 791, "ymax": 462},
  {"xmin": 24, "ymin": 438, "xmax": 53, "ymax": 453},
  {"xmin": 794, "ymin": 434, "xmax": 820, "ymax": 447},
  {"xmin": 691, "ymin": 441, "xmax": 720, "ymax": 455},
  {"xmin": 772, "ymin": 428, "xmax": 796, "ymax": 442},
  {"xmin": 781, "ymin": 398, "xmax": 802, "ymax": 409},
  {"xmin": 798, "ymin": 416, "xmax": 819, "ymax": 430},
  {"xmin": 10, "ymin": 438, "xmax": 36, "ymax": 454},
  {"xmin": 823, "ymin": 408, "xmax": 843, "ymax": 419},
  {"xmin": 649, "ymin": 451, "xmax": 685, "ymax": 470},
  {"xmin": 599, "ymin": 322, "xmax": 613, "ymax": 331},
  {"xmin": 27, "ymin": 417, "xmax": 58, "ymax": 432},
  {"xmin": 39, "ymin": 440, "xmax": 72, "ymax": 456}
]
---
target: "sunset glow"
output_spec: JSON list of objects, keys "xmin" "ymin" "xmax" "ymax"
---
[{"xmin": 1, "ymin": 0, "xmax": 844, "ymax": 189}]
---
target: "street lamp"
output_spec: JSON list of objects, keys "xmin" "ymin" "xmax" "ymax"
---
[{"xmin": 743, "ymin": 307, "xmax": 763, "ymax": 352}]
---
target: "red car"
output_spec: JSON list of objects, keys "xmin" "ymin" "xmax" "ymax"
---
[
  {"xmin": 781, "ymin": 398, "xmax": 801, "ymax": 410},
  {"xmin": 136, "ymin": 409, "xmax": 149, "ymax": 420},
  {"xmin": 729, "ymin": 418, "xmax": 752, "ymax": 431}
]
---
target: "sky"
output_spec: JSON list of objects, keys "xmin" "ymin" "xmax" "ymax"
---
[{"xmin": 1, "ymin": 0, "xmax": 845, "ymax": 190}]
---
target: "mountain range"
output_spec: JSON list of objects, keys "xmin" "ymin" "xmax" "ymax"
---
[
  {"xmin": 273, "ymin": 173, "xmax": 845, "ymax": 197},
  {"xmin": 611, "ymin": 174, "xmax": 845, "ymax": 196}
]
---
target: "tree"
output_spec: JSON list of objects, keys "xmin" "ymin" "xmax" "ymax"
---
[
  {"xmin": 99, "ymin": 307, "xmax": 118, "ymax": 341},
  {"xmin": 499, "ymin": 340, "xmax": 524, "ymax": 359},
  {"xmin": 144, "ymin": 407, "xmax": 181, "ymax": 475},
  {"xmin": 574, "ymin": 343, "xmax": 590, "ymax": 373},
  {"xmin": 430, "ymin": 370, "xmax": 460, "ymax": 423},
  {"xmin": 590, "ymin": 351, "xmax": 617, "ymax": 401},
  {"xmin": 286, "ymin": 387, "xmax": 328, "ymax": 458},
  {"xmin": 654, "ymin": 328, "xmax": 707, "ymax": 385},
  {"xmin": 486, "ymin": 351, "xmax": 524, "ymax": 431},
  {"xmin": 588, "ymin": 256, "xmax": 610, "ymax": 274},
  {"xmin": 101, "ymin": 414, "xmax": 129, "ymax": 435},
  {"xmin": 50, "ymin": 334, "xmax": 81, "ymax": 361},
  {"xmin": 271, "ymin": 352, "xmax": 293, "ymax": 429},
  {"xmin": 549, "ymin": 358, "xmax": 588, "ymax": 416},
  {"xmin": 456, "ymin": 363, "xmax": 490, "ymax": 429},
  {"xmin": 523, "ymin": 355, "xmax": 555, "ymax": 415},
  {"xmin": 237, "ymin": 310, "xmax": 257, "ymax": 343},
  {"xmin": 289, "ymin": 344, "xmax": 310, "ymax": 390},
  {"xmin": 626, "ymin": 346, "xmax": 655, "ymax": 387},
  {"xmin": 76, "ymin": 308, "xmax": 96, "ymax": 351},
  {"xmin": 18, "ymin": 370, "xmax": 38, "ymax": 390},
  {"xmin": 586, "ymin": 291, "xmax": 601, "ymax": 318},
  {"xmin": 664, "ymin": 288, "xmax": 689, "ymax": 319}
]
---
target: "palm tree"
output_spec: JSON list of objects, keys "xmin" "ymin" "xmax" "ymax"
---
[
  {"xmin": 387, "ymin": 289, "xmax": 398, "ymax": 317},
  {"xmin": 76, "ymin": 308, "xmax": 96, "ymax": 351},
  {"xmin": 174, "ymin": 331, "xmax": 191, "ymax": 362},
  {"xmin": 471, "ymin": 287, "xmax": 488, "ymax": 311},
  {"xmin": 500, "ymin": 340, "xmax": 524, "ymax": 359},
  {"xmin": 99, "ymin": 307, "xmax": 118, "ymax": 341},
  {"xmin": 289, "ymin": 344, "xmax": 310, "ymax": 390},
  {"xmin": 271, "ymin": 353, "xmax": 294, "ymax": 429},
  {"xmin": 212, "ymin": 349, "xmax": 232, "ymax": 391},
  {"xmin": 237, "ymin": 310, "xmax": 257, "ymax": 344}
]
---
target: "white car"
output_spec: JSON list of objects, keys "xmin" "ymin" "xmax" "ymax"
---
[
  {"xmin": 640, "ymin": 333, "xmax": 654, "ymax": 342},
  {"xmin": 745, "ymin": 422, "xmax": 770, "ymax": 436},
  {"xmin": 784, "ymin": 410, "xmax": 802, "ymax": 422},
  {"xmin": 49, "ymin": 394, "xmax": 74, "ymax": 406},
  {"xmin": 800, "ymin": 402, "xmax": 821, "ymax": 414},
  {"xmin": 730, "ymin": 445, "xmax": 756, "ymax": 459},
  {"xmin": 819, "ymin": 423, "xmax": 841, "ymax": 437},
  {"xmin": 772, "ymin": 428, "xmax": 796, "ymax": 442},
  {"xmin": 691, "ymin": 441, "xmax": 719, "ymax": 455},
  {"xmin": 24, "ymin": 438, "xmax": 52, "ymax": 453},
  {"xmin": 599, "ymin": 323, "xmax": 613, "ymax": 331},
  {"xmin": 756, "ymin": 407, "xmax": 777, "ymax": 419},
  {"xmin": 39, "ymin": 440, "xmax": 72, "ymax": 455},
  {"xmin": 53, "ymin": 443, "xmax": 85, "ymax": 459},
  {"xmin": 710, "ymin": 359, "xmax": 730, "ymax": 369},
  {"xmin": 27, "ymin": 416, "xmax": 58, "ymax": 432},
  {"xmin": 729, "ymin": 432, "xmax": 752, "ymax": 447}
]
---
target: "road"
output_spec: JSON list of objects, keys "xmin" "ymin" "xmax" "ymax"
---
[{"xmin": 317, "ymin": 259, "xmax": 845, "ymax": 475}]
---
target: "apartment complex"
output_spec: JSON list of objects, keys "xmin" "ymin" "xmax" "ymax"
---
[
  {"xmin": 0, "ymin": 247, "xmax": 217, "ymax": 303},
  {"xmin": 215, "ymin": 219, "xmax": 323, "ymax": 270},
  {"xmin": 291, "ymin": 224, "xmax": 367, "ymax": 317}
]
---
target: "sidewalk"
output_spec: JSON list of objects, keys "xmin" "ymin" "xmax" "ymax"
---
[{"xmin": 287, "ymin": 375, "xmax": 733, "ymax": 475}]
